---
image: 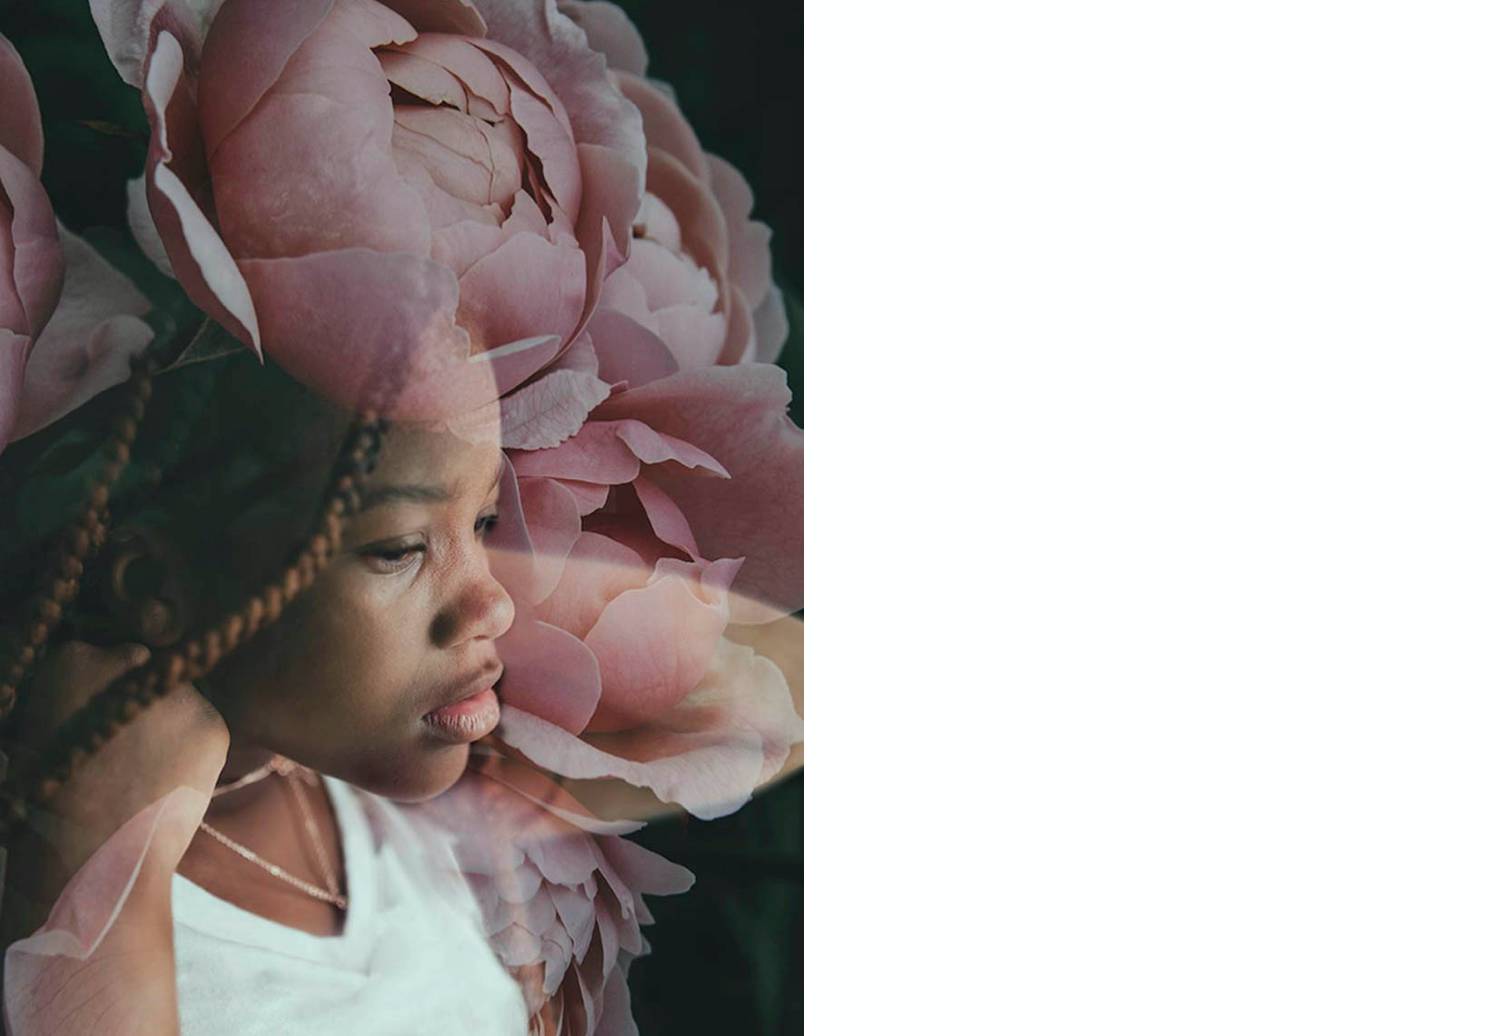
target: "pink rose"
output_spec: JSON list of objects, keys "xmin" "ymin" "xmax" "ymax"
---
[
  {"xmin": 0, "ymin": 33, "xmax": 153, "ymax": 453},
  {"xmin": 97, "ymin": 0, "xmax": 646, "ymax": 418}
]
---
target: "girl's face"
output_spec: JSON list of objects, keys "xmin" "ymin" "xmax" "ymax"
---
[{"xmin": 200, "ymin": 419, "xmax": 516, "ymax": 801}]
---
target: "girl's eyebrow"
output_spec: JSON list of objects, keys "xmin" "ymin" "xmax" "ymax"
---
[
  {"xmin": 360, "ymin": 469, "xmax": 501, "ymax": 510},
  {"xmin": 360, "ymin": 483, "xmax": 451, "ymax": 508}
]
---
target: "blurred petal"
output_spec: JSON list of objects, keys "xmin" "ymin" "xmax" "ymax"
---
[
  {"xmin": 237, "ymin": 247, "xmax": 477, "ymax": 419},
  {"xmin": 0, "ymin": 329, "xmax": 25, "ymax": 449},
  {"xmin": 0, "ymin": 34, "xmax": 43, "ymax": 174},
  {"xmin": 13, "ymin": 227, "xmax": 153, "ymax": 440},
  {"xmin": 517, "ymin": 475, "xmax": 583, "ymax": 598},
  {"xmin": 500, "ymin": 636, "xmax": 799, "ymax": 819},
  {"xmin": 583, "ymin": 557, "xmax": 739, "ymax": 730},
  {"xmin": 0, "ymin": 148, "xmax": 62, "ymax": 336},
  {"xmin": 533, "ymin": 530, "xmax": 649, "ymax": 639},
  {"xmin": 752, "ymin": 282, "xmax": 790, "ymax": 365},
  {"xmin": 558, "ymin": 0, "xmax": 648, "ymax": 77},
  {"xmin": 496, "ymin": 613, "xmax": 600, "ymax": 734}
]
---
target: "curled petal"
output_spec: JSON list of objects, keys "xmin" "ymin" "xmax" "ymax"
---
[
  {"xmin": 617, "ymin": 72, "xmax": 708, "ymax": 184},
  {"xmin": 87, "ymin": 0, "xmax": 227, "ymax": 87},
  {"xmin": 125, "ymin": 174, "xmax": 173, "ymax": 277},
  {"xmin": 142, "ymin": 30, "xmax": 261, "ymax": 352}
]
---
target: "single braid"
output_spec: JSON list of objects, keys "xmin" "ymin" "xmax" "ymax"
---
[
  {"xmin": 0, "ymin": 411, "xmax": 388, "ymax": 837},
  {"xmin": 0, "ymin": 356, "xmax": 153, "ymax": 723}
]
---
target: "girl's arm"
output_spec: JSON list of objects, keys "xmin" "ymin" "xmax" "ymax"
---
[{"xmin": 1, "ymin": 642, "xmax": 229, "ymax": 1036}]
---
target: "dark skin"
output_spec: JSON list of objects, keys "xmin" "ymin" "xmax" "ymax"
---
[
  {"xmin": 169, "ymin": 413, "xmax": 514, "ymax": 937},
  {"xmin": 32, "ymin": 403, "xmax": 504, "ymax": 941}
]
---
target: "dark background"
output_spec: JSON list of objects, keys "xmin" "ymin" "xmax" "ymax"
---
[
  {"xmin": 602, "ymin": 4, "xmax": 803, "ymax": 1033},
  {"xmin": 0, "ymin": 1, "xmax": 804, "ymax": 1031}
]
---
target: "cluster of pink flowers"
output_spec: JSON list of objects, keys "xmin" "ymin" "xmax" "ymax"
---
[{"xmin": 1, "ymin": 2, "xmax": 801, "ymax": 1032}]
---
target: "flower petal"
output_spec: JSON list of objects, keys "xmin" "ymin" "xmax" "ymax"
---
[
  {"xmin": 0, "ymin": 147, "xmax": 62, "ymax": 337},
  {"xmin": 207, "ymin": 3, "xmax": 431, "ymax": 261},
  {"xmin": 236, "ymin": 247, "xmax": 479, "ymax": 419},
  {"xmin": 496, "ymin": 613, "xmax": 600, "ymax": 734},
  {"xmin": 13, "ymin": 227, "xmax": 153, "ymax": 441},
  {"xmin": 594, "ymin": 364, "xmax": 801, "ymax": 621},
  {"xmin": 617, "ymin": 72, "xmax": 707, "ymax": 183},
  {"xmin": 500, "ymin": 636, "xmax": 799, "ymax": 819},
  {"xmin": 583, "ymin": 557, "xmax": 738, "ymax": 730},
  {"xmin": 558, "ymin": 0, "xmax": 648, "ymax": 77},
  {"xmin": 142, "ymin": 30, "xmax": 261, "ymax": 352},
  {"xmin": 0, "ymin": 329, "xmax": 26, "ymax": 450},
  {"xmin": 457, "ymin": 230, "xmax": 587, "ymax": 356},
  {"xmin": 587, "ymin": 307, "xmax": 679, "ymax": 388},
  {"xmin": 0, "ymin": 34, "xmax": 43, "ymax": 174}
]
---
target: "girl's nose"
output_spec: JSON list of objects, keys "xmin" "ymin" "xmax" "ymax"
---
[{"xmin": 433, "ymin": 566, "xmax": 515, "ymax": 648}]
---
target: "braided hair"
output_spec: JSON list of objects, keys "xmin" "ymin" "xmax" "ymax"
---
[{"xmin": 0, "ymin": 347, "xmax": 390, "ymax": 839}]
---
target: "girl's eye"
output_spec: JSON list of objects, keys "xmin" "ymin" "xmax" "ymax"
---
[
  {"xmin": 360, "ymin": 540, "xmax": 425, "ymax": 574},
  {"xmin": 475, "ymin": 512, "xmax": 500, "ymax": 537}
]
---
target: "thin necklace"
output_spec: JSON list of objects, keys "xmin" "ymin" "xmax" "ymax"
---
[{"xmin": 200, "ymin": 756, "xmax": 348, "ymax": 911}]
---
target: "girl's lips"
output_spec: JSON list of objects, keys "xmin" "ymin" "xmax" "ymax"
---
[{"xmin": 421, "ymin": 685, "xmax": 501, "ymax": 743}]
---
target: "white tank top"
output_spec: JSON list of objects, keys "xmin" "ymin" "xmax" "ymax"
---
[{"xmin": 171, "ymin": 775, "xmax": 528, "ymax": 1035}]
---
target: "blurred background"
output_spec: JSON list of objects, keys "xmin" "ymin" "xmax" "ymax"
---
[{"xmin": 0, "ymin": 1, "xmax": 804, "ymax": 1031}]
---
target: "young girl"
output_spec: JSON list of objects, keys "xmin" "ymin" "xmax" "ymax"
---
[
  {"xmin": 0, "ymin": 1, "xmax": 803, "ymax": 1031},
  {"xmin": 1, "ymin": 355, "xmax": 537, "ymax": 1033}
]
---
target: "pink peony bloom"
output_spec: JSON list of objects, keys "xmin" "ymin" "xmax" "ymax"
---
[
  {"xmin": 0, "ymin": 33, "xmax": 154, "ymax": 454},
  {"xmin": 561, "ymin": 0, "xmax": 789, "ymax": 376},
  {"xmin": 94, "ymin": 0, "xmax": 646, "ymax": 420},
  {"xmin": 415, "ymin": 751, "xmax": 694, "ymax": 1036},
  {"xmin": 487, "ymin": 356, "xmax": 802, "ymax": 818},
  {"xmin": 472, "ymin": 2, "xmax": 802, "ymax": 822}
]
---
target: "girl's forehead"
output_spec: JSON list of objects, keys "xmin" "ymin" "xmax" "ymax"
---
[{"xmin": 370, "ymin": 420, "xmax": 503, "ymax": 492}]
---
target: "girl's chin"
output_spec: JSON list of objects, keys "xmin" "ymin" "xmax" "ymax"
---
[{"xmin": 345, "ymin": 742, "xmax": 471, "ymax": 803}]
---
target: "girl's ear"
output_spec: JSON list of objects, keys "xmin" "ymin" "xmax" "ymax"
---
[{"xmin": 101, "ymin": 526, "xmax": 197, "ymax": 648}]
